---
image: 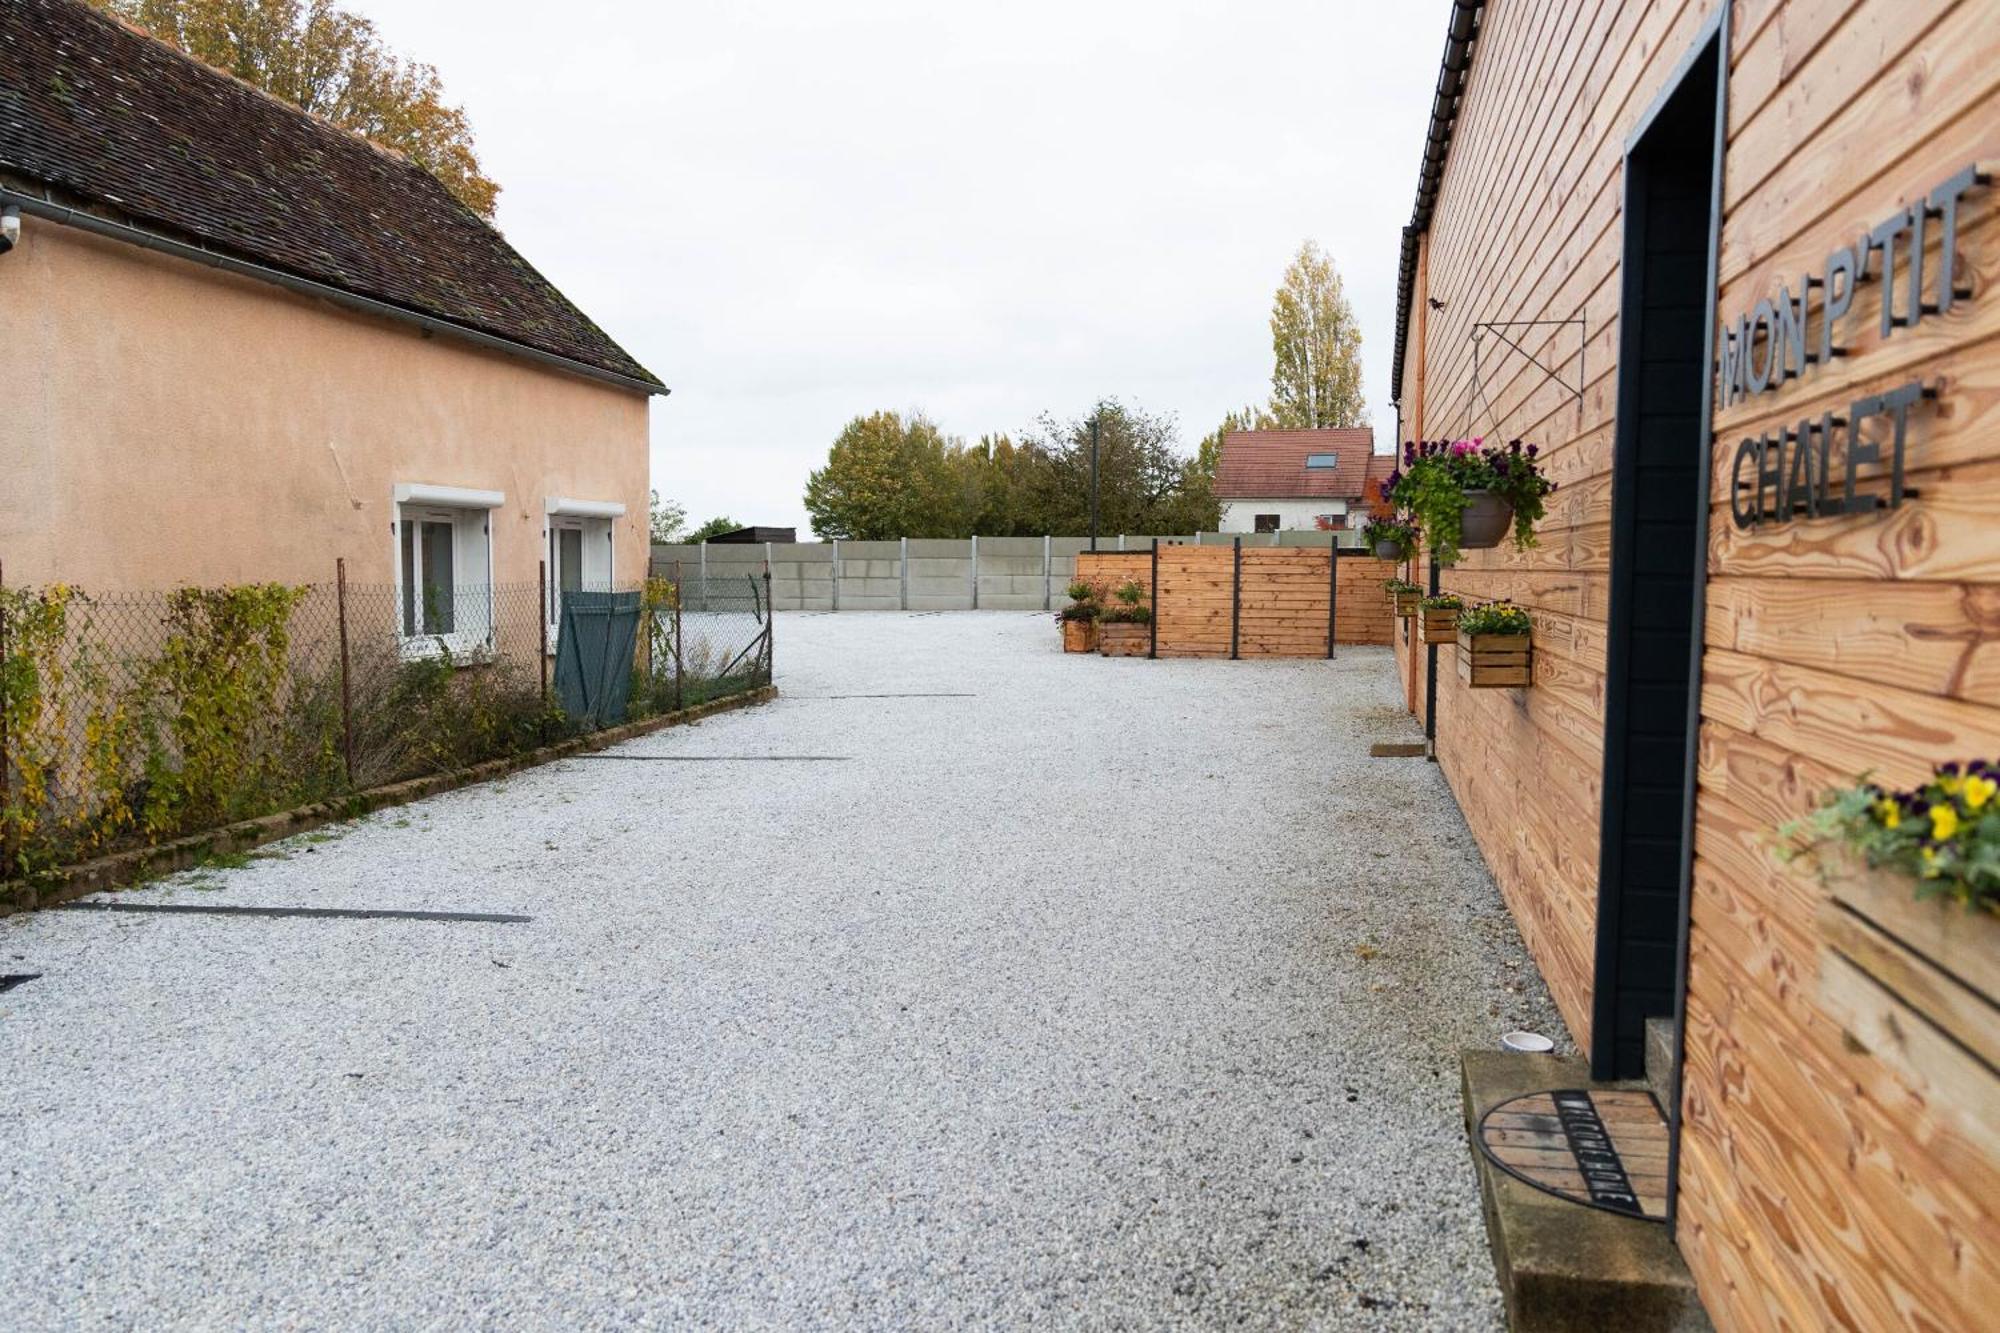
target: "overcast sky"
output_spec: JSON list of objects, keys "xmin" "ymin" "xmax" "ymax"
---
[{"xmin": 359, "ymin": 1, "xmax": 1448, "ymax": 535}]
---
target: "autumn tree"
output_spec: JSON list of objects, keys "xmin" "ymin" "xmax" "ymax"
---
[
  {"xmin": 1014, "ymin": 400, "xmax": 1221, "ymax": 536},
  {"xmin": 90, "ymin": 0, "xmax": 499, "ymax": 217},
  {"xmin": 804, "ymin": 412, "xmax": 968, "ymax": 540},
  {"xmin": 1268, "ymin": 241, "xmax": 1366, "ymax": 429}
]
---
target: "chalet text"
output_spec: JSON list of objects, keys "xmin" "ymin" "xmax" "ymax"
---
[{"xmin": 1721, "ymin": 163, "xmax": 1984, "ymax": 530}]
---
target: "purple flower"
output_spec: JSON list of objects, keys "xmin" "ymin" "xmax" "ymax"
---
[{"xmin": 1526, "ymin": 444, "xmax": 1539, "ymax": 457}]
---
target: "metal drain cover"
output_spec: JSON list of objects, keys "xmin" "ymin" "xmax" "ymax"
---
[{"xmin": 1476, "ymin": 1088, "xmax": 1669, "ymax": 1220}]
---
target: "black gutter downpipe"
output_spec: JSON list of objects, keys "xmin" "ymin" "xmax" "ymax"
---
[
  {"xmin": 1425, "ymin": 556, "xmax": 1440, "ymax": 760},
  {"xmin": 0, "ymin": 186, "xmax": 668, "ymax": 399}
]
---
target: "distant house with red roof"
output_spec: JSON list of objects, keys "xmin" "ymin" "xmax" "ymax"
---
[{"xmin": 1212, "ymin": 429, "xmax": 1391, "ymax": 534}]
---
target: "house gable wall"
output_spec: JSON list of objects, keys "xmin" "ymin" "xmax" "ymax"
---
[{"xmin": 0, "ymin": 223, "xmax": 649, "ymax": 592}]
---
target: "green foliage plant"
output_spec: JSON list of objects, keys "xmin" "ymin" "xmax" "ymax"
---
[
  {"xmin": 1455, "ymin": 601, "xmax": 1532, "ymax": 636},
  {"xmin": 1385, "ymin": 438, "xmax": 1556, "ymax": 566},
  {"xmin": 1777, "ymin": 762, "xmax": 2000, "ymax": 913},
  {"xmin": 1420, "ymin": 594, "xmax": 1463, "ymax": 610},
  {"xmin": 1361, "ymin": 516, "xmax": 1418, "ymax": 560}
]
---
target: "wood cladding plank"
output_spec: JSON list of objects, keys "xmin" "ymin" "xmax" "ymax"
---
[{"xmin": 1705, "ymin": 573, "xmax": 2000, "ymax": 704}]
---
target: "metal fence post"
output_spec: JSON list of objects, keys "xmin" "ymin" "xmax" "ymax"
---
[
  {"xmin": 1149, "ymin": 539, "xmax": 1159, "ymax": 660},
  {"xmin": 336, "ymin": 557, "xmax": 356, "ymax": 785},
  {"xmin": 1230, "ymin": 536, "xmax": 1242, "ymax": 661},
  {"xmin": 969, "ymin": 534, "xmax": 979, "ymax": 610},
  {"xmin": 1325, "ymin": 545, "xmax": 1338, "ymax": 661},
  {"xmin": 699, "ymin": 541, "xmax": 709, "ymax": 612},
  {"xmin": 763, "ymin": 565, "xmax": 775, "ymax": 682},
  {"xmin": 1043, "ymin": 534, "xmax": 1052, "ymax": 610},
  {"xmin": 673, "ymin": 562, "xmax": 685, "ymax": 712},
  {"xmin": 901, "ymin": 536, "xmax": 910, "ymax": 611},
  {"xmin": 831, "ymin": 538, "xmax": 840, "ymax": 612},
  {"xmin": 538, "ymin": 558, "xmax": 550, "ymax": 743}
]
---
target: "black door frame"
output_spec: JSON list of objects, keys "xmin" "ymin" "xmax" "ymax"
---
[{"xmin": 1594, "ymin": 0, "xmax": 1731, "ymax": 1236}]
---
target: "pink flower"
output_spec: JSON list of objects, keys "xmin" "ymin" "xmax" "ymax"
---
[{"xmin": 1451, "ymin": 439, "xmax": 1477, "ymax": 456}]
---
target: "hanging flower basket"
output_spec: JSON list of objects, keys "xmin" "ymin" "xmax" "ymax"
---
[
  {"xmin": 1385, "ymin": 438, "xmax": 1555, "ymax": 566},
  {"xmin": 1361, "ymin": 516, "xmax": 1419, "ymax": 563},
  {"xmin": 1455, "ymin": 602, "xmax": 1532, "ymax": 688},
  {"xmin": 1459, "ymin": 491, "xmax": 1515, "ymax": 550},
  {"xmin": 1418, "ymin": 594, "xmax": 1463, "ymax": 645}
]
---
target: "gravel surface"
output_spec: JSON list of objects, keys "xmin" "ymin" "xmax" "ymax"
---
[{"xmin": 0, "ymin": 612, "xmax": 1567, "ymax": 1330}]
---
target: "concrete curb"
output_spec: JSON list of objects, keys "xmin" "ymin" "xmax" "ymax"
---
[{"xmin": 0, "ymin": 685, "xmax": 778, "ymax": 918}]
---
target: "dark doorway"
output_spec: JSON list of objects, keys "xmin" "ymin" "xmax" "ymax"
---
[{"xmin": 1591, "ymin": 41, "xmax": 1720, "ymax": 1081}]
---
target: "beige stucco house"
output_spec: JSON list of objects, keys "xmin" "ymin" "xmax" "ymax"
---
[{"xmin": 0, "ymin": 0, "xmax": 663, "ymax": 648}]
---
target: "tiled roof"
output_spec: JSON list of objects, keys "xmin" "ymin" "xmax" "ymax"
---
[
  {"xmin": 1363, "ymin": 452, "xmax": 1399, "ymax": 507},
  {"xmin": 1213, "ymin": 429, "xmax": 1377, "ymax": 499},
  {"xmin": 0, "ymin": 0, "xmax": 661, "ymax": 391}
]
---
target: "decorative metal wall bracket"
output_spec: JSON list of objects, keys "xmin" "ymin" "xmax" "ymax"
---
[{"xmin": 1467, "ymin": 316, "xmax": 1587, "ymax": 432}]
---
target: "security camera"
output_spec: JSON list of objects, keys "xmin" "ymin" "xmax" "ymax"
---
[{"xmin": 0, "ymin": 207, "xmax": 19, "ymax": 254}]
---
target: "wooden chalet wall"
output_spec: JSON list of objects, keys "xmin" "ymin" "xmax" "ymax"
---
[{"xmin": 1392, "ymin": 0, "xmax": 2000, "ymax": 1327}]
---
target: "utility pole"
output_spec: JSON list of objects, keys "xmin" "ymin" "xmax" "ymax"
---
[{"xmin": 1089, "ymin": 414, "xmax": 1101, "ymax": 552}]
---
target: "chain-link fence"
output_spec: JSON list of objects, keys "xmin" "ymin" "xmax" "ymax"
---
[{"xmin": 0, "ymin": 566, "xmax": 773, "ymax": 880}]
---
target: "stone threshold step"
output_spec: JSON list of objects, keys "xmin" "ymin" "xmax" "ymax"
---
[{"xmin": 1461, "ymin": 1049, "xmax": 1712, "ymax": 1332}]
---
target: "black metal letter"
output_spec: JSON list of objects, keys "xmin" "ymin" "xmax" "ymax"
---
[
  {"xmin": 1747, "ymin": 300, "xmax": 1777, "ymax": 394},
  {"xmin": 1844, "ymin": 394, "xmax": 1886, "ymax": 514},
  {"xmin": 1820, "ymin": 247, "xmax": 1856, "ymax": 364},
  {"xmin": 1928, "ymin": 165, "xmax": 1982, "ymax": 314},
  {"xmin": 1776, "ymin": 282, "xmax": 1807, "ymax": 385},
  {"xmin": 1880, "ymin": 380, "xmax": 1925, "ymax": 507},
  {"xmin": 1871, "ymin": 212, "xmax": 1913, "ymax": 335},
  {"xmin": 1731, "ymin": 438, "xmax": 1761, "ymax": 529}
]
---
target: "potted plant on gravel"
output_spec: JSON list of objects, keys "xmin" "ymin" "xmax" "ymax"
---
[
  {"xmin": 1362, "ymin": 515, "xmax": 1420, "ymax": 563},
  {"xmin": 1097, "ymin": 580, "xmax": 1152, "ymax": 656},
  {"xmin": 1385, "ymin": 578, "xmax": 1422, "ymax": 618},
  {"xmin": 1057, "ymin": 579, "xmax": 1101, "ymax": 653},
  {"xmin": 1417, "ymin": 593, "xmax": 1464, "ymax": 645},
  {"xmin": 1385, "ymin": 437, "xmax": 1556, "ymax": 566},
  {"xmin": 1455, "ymin": 601, "xmax": 1532, "ymax": 688}
]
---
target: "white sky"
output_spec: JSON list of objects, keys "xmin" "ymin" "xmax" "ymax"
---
[{"xmin": 357, "ymin": 1, "xmax": 1449, "ymax": 534}]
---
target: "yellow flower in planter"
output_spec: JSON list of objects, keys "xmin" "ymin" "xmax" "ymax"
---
[
  {"xmin": 1929, "ymin": 803, "xmax": 1960, "ymax": 841},
  {"xmin": 1920, "ymin": 846, "xmax": 1943, "ymax": 878},
  {"xmin": 1873, "ymin": 797, "xmax": 1901, "ymax": 829},
  {"xmin": 1965, "ymin": 775, "xmax": 1997, "ymax": 810}
]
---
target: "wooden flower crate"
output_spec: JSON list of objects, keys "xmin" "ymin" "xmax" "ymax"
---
[
  {"xmin": 1392, "ymin": 590, "xmax": 1420, "ymax": 618},
  {"xmin": 1816, "ymin": 868, "xmax": 1999, "ymax": 1154},
  {"xmin": 1457, "ymin": 632, "xmax": 1531, "ymax": 687},
  {"xmin": 1098, "ymin": 622, "xmax": 1150, "ymax": 657},
  {"xmin": 1061, "ymin": 619, "xmax": 1098, "ymax": 653},
  {"xmin": 1418, "ymin": 606, "xmax": 1459, "ymax": 645}
]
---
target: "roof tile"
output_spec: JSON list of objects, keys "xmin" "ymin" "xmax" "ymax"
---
[{"xmin": 1, "ymin": 0, "xmax": 660, "ymax": 389}]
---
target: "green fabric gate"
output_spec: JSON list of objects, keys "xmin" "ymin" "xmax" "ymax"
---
[{"xmin": 553, "ymin": 590, "xmax": 642, "ymax": 726}]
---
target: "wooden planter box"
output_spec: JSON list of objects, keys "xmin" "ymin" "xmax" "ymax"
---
[
  {"xmin": 1457, "ymin": 632, "xmax": 1531, "ymax": 687},
  {"xmin": 1097, "ymin": 621, "xmax": 1150, "ymax": 656},
  {"xmin": 1392, "ymin": 590, "xmax": 1420, "ymax": 618},
  {"xmin": 1061, "ymin": 618, "xmax": 1099, "ymax": 653},
  {"xmin": 1816, "ymin": 867, "xmax": 1999, "ymax": 1153},
  {"xmin": 1418, "ymin": 606, "xmax": 1460, "ymax": 645}
]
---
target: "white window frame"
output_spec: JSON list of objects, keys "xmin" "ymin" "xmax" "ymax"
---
[
  {"xmin": 544, "ymin": 497, "xmax": 625, "ymax": 653},
  {"xmin": 392, "ymin": 484, "xmax": 502, "ymax": 661}
]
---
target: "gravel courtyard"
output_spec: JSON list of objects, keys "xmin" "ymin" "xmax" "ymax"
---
[{"xmin": 0, "ymin": 612, "xmax": 1565, "ymax": 1330}]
